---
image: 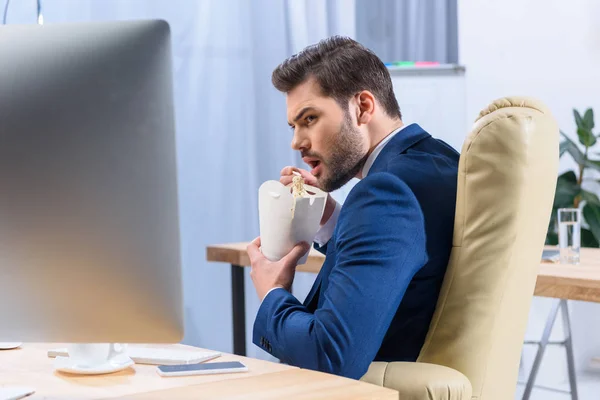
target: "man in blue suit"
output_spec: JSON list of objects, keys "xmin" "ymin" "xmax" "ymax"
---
[{"xmin": 247, "ymin": 36, "xmax": 459, "ymax": 380}]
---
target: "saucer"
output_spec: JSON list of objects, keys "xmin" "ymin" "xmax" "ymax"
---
[
  {"xmin": 0, "ymin": 342, "xmax": 22, "ymax": 350},
  {"xmin": 0, "ymin": 386, "xmax": 35, "ymax": 400},
  {"xmin": 54, "ymin": 355, "xmax": 134, "ymax": 375}
]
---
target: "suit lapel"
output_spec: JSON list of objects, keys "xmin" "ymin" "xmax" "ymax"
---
[{"xmin": 303, "ymin": 124, "xmax": 430, "ymax": 311}]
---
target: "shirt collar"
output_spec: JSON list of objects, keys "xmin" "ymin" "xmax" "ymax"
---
[{"xmin": 361, "ymin": 123, "xmax": 413, "ymax": 178}]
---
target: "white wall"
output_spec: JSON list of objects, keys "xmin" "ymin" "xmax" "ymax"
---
[{"xmin": 459, "ymin": 0, "xmax": 600, "ymax": 387}]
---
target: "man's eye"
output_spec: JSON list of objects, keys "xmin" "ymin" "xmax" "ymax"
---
[{"xmin": 305, "ymin": 116, "xmax": 317, "ymax": 124}]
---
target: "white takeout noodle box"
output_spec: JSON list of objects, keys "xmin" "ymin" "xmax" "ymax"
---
[{"xmin": 258, "ymin": 180, "xmax": 327, "ymax": 264}]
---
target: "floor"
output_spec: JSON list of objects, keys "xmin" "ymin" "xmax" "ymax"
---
[
  {"xmin": 513, "ymin": 298, "xmax": 600, "ymax": 399},
  {"xmin": 514, "ymin": 372, "xmax": 600, "ymax": 399}
]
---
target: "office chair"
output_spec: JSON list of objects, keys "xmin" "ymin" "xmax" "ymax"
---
[{"xmin": 361, "ymin": 97, "xmax": 559, "ymax": 400}]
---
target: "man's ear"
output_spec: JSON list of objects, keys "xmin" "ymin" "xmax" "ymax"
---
[{"xmin": 355, "ymin": 90, "xmax": 375, "ymax": 125}]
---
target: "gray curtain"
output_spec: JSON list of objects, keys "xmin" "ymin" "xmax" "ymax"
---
[
  {"xmin": 1, "ymin": 0, "xmax": 355, "ymax": 362},
  {"xmin": 355, "ymin": 0, "xmax": 458, "ymax": 63},
  {"xmin": 4, "ymin": 0, "xmax": 298, "ymax": 361},
  {"xmin": 4, "ymin": 0, "xmax": 456, "ymax": 362}
]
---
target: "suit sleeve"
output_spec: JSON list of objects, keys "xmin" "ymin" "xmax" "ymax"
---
[{"xmin": 252, "ymin": 173, "xmax": 428, "ymax": 379}]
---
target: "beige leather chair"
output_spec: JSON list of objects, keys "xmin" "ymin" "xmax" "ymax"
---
[{"xmin": 361, "ymin": 97, "xmax": 559, "ymax": 400}]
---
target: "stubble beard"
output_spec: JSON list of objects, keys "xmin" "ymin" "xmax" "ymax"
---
[{"xmin": 317, "ymin": 111, "xmax": 367, "ymax": 193}]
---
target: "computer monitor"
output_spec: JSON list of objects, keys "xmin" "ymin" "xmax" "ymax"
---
[{"xmin": 0, "ymin": 20, "xmax": 184, "ymax": 344}]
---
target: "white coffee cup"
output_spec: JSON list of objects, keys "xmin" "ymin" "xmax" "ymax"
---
[{"xmin": 67, "ymin": 343, "xmax": 128, "ymax": 367}]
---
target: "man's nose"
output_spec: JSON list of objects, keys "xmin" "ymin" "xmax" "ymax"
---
[{"xmin": 291, "ymin": 131, "xmax": 309, "ymax": 151}]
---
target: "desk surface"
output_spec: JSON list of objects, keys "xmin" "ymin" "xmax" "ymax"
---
[
  {"xmin": 207, "ymin": 243, "xmax": 600, "ymax": 303},
  {"xmin": 536, "ymin": 247, "xmax": 600, "ymax": 302},
  {"xmin": 0, "ymin": 343, "xmax": 397, "ymax": 399},
  {"xmin": 207, "ymin": 242, "xmax": 324, "ymax": 274}
]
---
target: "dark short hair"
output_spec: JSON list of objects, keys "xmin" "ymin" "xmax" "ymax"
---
[{"xmin": 272, "ymin": 36, "xmax": 401, "ymax": 120}]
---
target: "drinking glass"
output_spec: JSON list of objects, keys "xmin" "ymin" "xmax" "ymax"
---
[{"xmin": 558, "ymin": 208, "xmax": 581, "ymax": 264}]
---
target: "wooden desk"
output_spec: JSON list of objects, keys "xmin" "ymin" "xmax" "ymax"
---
[
  {"xmin": 536, "ymin": 247, "xmax": 600, "ymax": 303},
  {"xmin": 0, "ymin": 343, "xmax": 398, "ymax": 399},
  {"xmin": 206, "ymin": 243, "xmax": 324, "ymax": 355},
  {"xmin": 206, "ymin": 243, "xmax": 600, "ymax": 355},
  {"xmin": 207, "ymin": 242, "xmax": 324, "ymax": 274}
]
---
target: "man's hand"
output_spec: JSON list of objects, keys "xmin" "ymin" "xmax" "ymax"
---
[
  {"xmin": 280, "ymin": 166, "xmax": 337, "ymax": 226},
  {"xmin": 247, "ymin": 237, "xmax": 310, "ymax": 301}
]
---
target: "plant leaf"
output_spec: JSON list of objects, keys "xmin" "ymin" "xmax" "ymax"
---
[
  {"xmin": 577, "ymin": 127, "xmax": 596, "ymax": 147},
  {"xmin": 559, "ymin": 170, "xmax": 577, "ymax": 183},
  {"xmin": 584, "ymin": 159, "xmax": 600, "ymax": 173},
  {"xmin": 559, "ymin": 140, "xmax": 570, "ymax": 157},
  {"xmin": 549, "ymin": 206, "xmax": 558, "ymax": 229},
  {"xmin": 547, "ymin": 207, "xmax": 558, "ymax": 245},
  {"xmin": 584, "ymin": 108, "xmax": 595, "ymax": 130},
  {"xmin": 553, "ymin": 171, "xmax": 580, "ymax": 207},
  {"xmin": 583, "ymin": 203, "xmax": 600, "ymax": 245},
  {"xmin": 546, "ymin": 231, "xmax": 559, "ymax": 245},
  {"xmin": 581, "ymin": 189, "xmax": 600, "ymax": 206},
  {"xmin": 560, "ymin": 131, "xmax": 585, "ymax": 164},
  {"xmin": 574, "ymin": 109, "xmax": 585, "ymax": 129},
  {"xmin": 581, "ymin": 228, "xmax": 599, "ymax": 248}
]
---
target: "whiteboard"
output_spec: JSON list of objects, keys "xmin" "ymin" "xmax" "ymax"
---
[{"xmin": 389, "ymin": 64, "xmax": 467, "ymax": 153}]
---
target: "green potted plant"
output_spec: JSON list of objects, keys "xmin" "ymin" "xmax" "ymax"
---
[{"xmin": 547, "ymin": 108, "xmax": 600, "ymax": 247}]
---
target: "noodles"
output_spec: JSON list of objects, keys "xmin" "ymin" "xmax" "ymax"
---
[{"xmin": 291, "ymin": 172, "xmax": 307, "ymax": 218}]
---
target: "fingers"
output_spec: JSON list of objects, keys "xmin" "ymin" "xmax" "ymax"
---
[
  {"xmin": 246, "ymin": 237, "xmax": 262, "ymax": 263},
  {"xmin": 281, "ymin": 166, "xmax": 315, "ymax": 179},
  {"xmin": 280, "ymin": 166, "xmax": 302, "ymax": 187},
  {"xmin": 280, "ymin": 175, "xmax": 294, "ymax": 186},
  {"xmin": 280, "ymin": 166, "xmax": 300, "ymax": 177},
  {"xmin": 280, "ymin": 166, "xmax": 317, "ymax": 187},
  {"xmin": 282, "ymin": 241, "xmax": 311, "ymax": 266},
  {"xmin": 280, "ymin": 166, "xmax": 297, "ymax": 186},
  {"xmin": 296, "ymin": 168, "xmax": 314, "ymax": 181}
]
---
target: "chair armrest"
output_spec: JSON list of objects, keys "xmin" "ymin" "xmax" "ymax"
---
[{"xmin": 360, "ymin": 361, "xmax": 472, "ymax": 400}]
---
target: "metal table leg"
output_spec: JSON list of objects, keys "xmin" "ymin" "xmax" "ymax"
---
[
  {"xmin": 561, "ymin": 299, "xmax": 579, "ymax": 400},
  {"xmin": 522, "ymin": 299, "xmax": 578, "ymax": 400},
  {"xmin": 231, "ymin": 264, "xmax": 246, "ymax": 356}
]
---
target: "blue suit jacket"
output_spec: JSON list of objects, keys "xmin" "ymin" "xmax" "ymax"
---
[{"xmin": 253, "ymin": 124, "xmax": 459, "ymax": 379}]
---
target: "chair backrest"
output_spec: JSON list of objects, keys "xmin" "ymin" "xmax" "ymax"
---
[{"xmin": 417, "ymin": 97, "xmax": 559, "ymax": 400}]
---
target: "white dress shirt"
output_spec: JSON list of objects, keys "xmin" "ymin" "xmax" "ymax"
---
[{"xmin": 313, "ymin": 123, "xmax": 412, "ymax": 247}]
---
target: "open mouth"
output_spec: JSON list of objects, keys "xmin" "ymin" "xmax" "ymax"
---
[
  {"xmin": 309, "ymin": 160, "xmax": 322, "ymax": 176},
  {"xmin": 302, "ymin": 156, "xmax": 322, "ymax": 177}
]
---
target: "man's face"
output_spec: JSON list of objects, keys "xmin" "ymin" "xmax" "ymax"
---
[{"xmin": 286, "ymin": 79, "xmax": 368, "ymax": 192}]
